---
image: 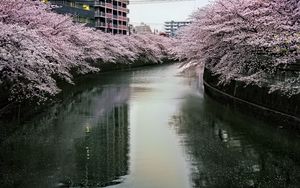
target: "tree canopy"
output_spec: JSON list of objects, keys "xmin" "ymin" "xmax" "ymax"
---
[
  {"xmin": 177, "ymin": 0, "xmax": 300, "ymax": 95},
  {"xmin": 0, "ymin": 0, "xmax": 175, "ymax": 104}
]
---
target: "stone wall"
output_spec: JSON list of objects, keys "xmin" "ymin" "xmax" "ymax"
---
[{"xmin": 203, "ymin": 68, "xmax": 300, "ymax": 130}]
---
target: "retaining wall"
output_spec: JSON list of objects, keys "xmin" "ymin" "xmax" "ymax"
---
[{"xmin": 203, "ymin": 68, "xmax": 300, "ymax": 130}]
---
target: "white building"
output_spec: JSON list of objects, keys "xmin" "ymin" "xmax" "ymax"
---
[{"xmin": 164, "ymin": 20, "xmax": 191, "ymax": 37}]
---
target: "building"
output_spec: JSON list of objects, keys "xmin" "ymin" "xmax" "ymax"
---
[
  {"xmin": 46, "ymin": 0, "xmax": 129, "ymax": 35},
  {"xmin": 133, "ymin": 23, "xmax": 152, "ymax": 34},
  {"xmin": 164, "ymin": 20, "xmax": 191, "ymax": 37},
  {"xmin": 94, "ymin": 0, "xmax": 129, "ymax": 35}
]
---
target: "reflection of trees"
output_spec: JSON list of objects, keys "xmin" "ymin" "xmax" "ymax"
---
[
  {"xmin": 171, "ymin": 95, "xmax": 300, "ymax": 188},
  {"xmin": 0, "ymin": 83, "xmax": 130, "ymax": 188}
]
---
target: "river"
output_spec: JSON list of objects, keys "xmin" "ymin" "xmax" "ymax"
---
[{"xmin": 0, "ymin": 64, "xmax": 299, "ymax": 188}]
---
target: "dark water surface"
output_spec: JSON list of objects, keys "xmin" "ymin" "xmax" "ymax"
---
[{"xmin": 0, "ymin": 64, "xmax": 300, "ymax": 188}]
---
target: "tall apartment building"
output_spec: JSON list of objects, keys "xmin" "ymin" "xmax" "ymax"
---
[
  {"xmin": 46, "ymin": 0, "xmax": 129, "ymax": 35},
  {"xmin": 164, "ymin": 21, "xmax": 191, "ymax": 37},
  {"xmin": 94, "ymin": 0, "xmax": 129, "ymax": 35}
]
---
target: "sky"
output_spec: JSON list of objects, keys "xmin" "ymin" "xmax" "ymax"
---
[{"xmin": 128, "ymin": 0, "xmax": 210, "ymax": 31}]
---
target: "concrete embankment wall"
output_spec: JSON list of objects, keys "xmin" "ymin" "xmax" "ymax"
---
[
  {"xmin": 90, "ymin": 58, "xmax": 173, "ymax": 72},
  {"xmin": 203, "ymin": 68, "xmax": 300, "ymax": 130}
]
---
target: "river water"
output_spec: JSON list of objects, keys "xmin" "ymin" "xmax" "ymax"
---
[{"xmin": 0, "ymin": 64, "xmax": 299, "ymax": 188}]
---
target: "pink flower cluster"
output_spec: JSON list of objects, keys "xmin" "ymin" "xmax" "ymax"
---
[
  {"xmin": 177, "ymin": 0, "xmax": 300, "ymax": 95},
  {"xmin": 0, "ymin": 0, "xmax": 175, "ymax": 103}
]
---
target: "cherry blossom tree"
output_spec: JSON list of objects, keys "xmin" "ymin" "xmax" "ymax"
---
[
  {"xmin": 177, "ymin": 0, "xmax": 300, "ymax": 95},
  {"xmin": 0, "ymin": 0, "xmax": 175, "ymax": 105}
]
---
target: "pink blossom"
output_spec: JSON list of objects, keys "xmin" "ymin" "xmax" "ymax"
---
[
  {"xmin": 0, "ymin": 0, "xmax": 175, "ymax": 103},
  {"xmin": 177, "ymin": 0, "xmax": 300, "ymax": 95}
]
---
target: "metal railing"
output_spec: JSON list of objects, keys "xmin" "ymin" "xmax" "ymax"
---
[
  {"xmin": 94, "ymin": 0, "xmax": 105, "ymax": 6},
  {"xmin": 95, "ymin": 22, "xmax": 106, "ymax": 27},
  {"xmin": 95, "ymin": 11, "xmax": 106, "ymax": 17},
  {"xmin": 106, "ymin": 13, "xmax": 113, "ymax": 18}
]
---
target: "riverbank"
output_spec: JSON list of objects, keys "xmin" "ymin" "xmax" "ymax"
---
[
  {"xmin": 203, "ymin": 68, "xmax": 300, "ymax": 131},
  {"xmin": 0, "ymin": 61, "xmax": 176, "ymax": 121}
]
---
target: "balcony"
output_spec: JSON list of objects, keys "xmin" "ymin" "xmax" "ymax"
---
[
  {"xmin": 107, "ymin": 23, "xmax": 112, "ymax": 28},
  {"xmin": 119, "ymin": 25, "xmax": 128, "ymax": 30},
  {"xmin": 122, "ymin": 0, "xmax": 129, "ymax": 5},
  {"xmin": 106, "ymin": 13, "xmax": 113, "ymax": 19},
  {"xmin": 118, "ymin": 16, "xmax": 128, "ymax": 22},
  {"xmin": 95, "ymin": 22, "xmax": 106, "ymax": 27},
  {"xmin": 94, "ymin": 1, "xmax": 105, "ymax": 7},
  {"xmin": 95, "ymin": 11, "xmax": 105, "ymax": 17},
  {"xmin": 106, "ymin": 3, "xmax": 113, "ymax": 9},
  {"xmin": 119, "ymin": 7, "xmax": 128, "ymax": 12}
]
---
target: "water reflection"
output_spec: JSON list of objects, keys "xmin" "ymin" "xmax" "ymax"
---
[
  {"xmin": 0, "ymin": 83, "xmax": 130, "ymax": 188},
  {"xmin": 171, "ymin": 94, "xmax": 300, "ymax": 187},
  {"xmin": 1, "ymin": 64, "xmax": 300, "ymax": 188},
  {"xmin": 73, "ymin": 104, "xmax": 129, "ymax": 187}
]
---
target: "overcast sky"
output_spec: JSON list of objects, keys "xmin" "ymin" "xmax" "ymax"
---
[{"xmin": 128, "ymin": 0, "xmax": 210, "ymax": 31}]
